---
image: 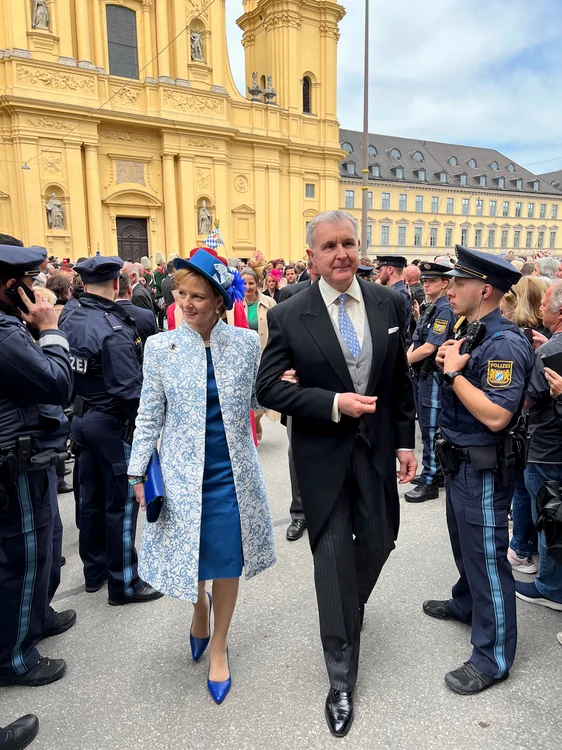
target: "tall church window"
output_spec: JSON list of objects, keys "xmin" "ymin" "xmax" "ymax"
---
[
  {"xmin": 107, "ymin": 5, "xmax": 139, "ymax": 79},
  {"xmin": 303, "ymin": 76, "xmax": 312, "ymax": 113}
]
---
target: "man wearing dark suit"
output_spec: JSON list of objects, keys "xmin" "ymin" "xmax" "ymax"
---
[
  {"xmin": 116, "ymin": 272, "xmax": 158, "ymax": 345},
  {"xmin": 278, "ymin": 277, "xmax": 311, "ymax": 303},
  {"xmin": 161, "ymin": 261, "xmax": 175, "ymax": 311},
  {"xmin": 256, "ymin": 210, "xmax": 417, "ymax": 737},
  {"xmin": 123, "ymin": 261, "xmax": 154, "ymax": 311}
]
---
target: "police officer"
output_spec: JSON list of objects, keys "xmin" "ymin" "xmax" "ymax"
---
[
  {"xmin": 405, "ymin": 262, "xmax": 456, "ymax": 503},
  {"xmin": 424, "ymin": 246, "xmax": 534, "ymax": 694},
  {"xmin": 376, "ymin": 255, "xmax": 412, "ymax": 338},
  {"xmin": 59, "ymin": 256, "xmax": 162, "ymax": 606},
  {"xmin": 0, "ymin": 244, "xmax": 75, "ymax": 688}
]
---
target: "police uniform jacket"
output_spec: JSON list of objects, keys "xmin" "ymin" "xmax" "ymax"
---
[
  {"xmin": 411, "ymin": 295, "xmax": 456, "ymax": 359},
  {"xmin": 440, "ymin": 308, "xmax": 534, "ymax": 446},
  {"xmin": 59, "ymin": 294, "xmax": 143, "ymax": 422},
  {"xmin": 0, "ymin": 303, "xmax": 72, "ymax": 445}
]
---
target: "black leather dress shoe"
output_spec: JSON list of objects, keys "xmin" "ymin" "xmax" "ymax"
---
[
  {"xmin": 445, "ymin": 662, "xmax": 509, "ymax": 695},
  {"xmin": 325, "ymin": 689, "xmax": 354, "ymax": 737},
  {"xmin": 410, "ymin": 475, "xmax": 444, "ymax": 488},
  {"xmin": 0, "ymin": 714, "xmax": 39, "ymax": 749},
  {"xmin": 60, "ymin": 556, "xmax": 66, "ymax": 567},
  {"xmin": 42, "ymin": 610, "xmax": 76, "ymax": 639},
  {"xmin": 108, "ymin": 583, "xmax": 163, "ymax": 606},
  {"xmin": 57, "ymin": 481, "xmax": 73, "ymax": 494},
  {"xmin": 404, "ymin": 485, "xmax": 439, "ymax": 503},
  {"xmin": 0, "ymin": 657, "xmax": 66, "ymax": 687},
  {"xmin": 423, "ymin": 599, "xmax": 459, "ymax": 620},
  {"xmin": 85, "ymin": 580, "xmax": 106, "ymax": 593},
  {"xmin": 286, "ymin": 518, "xmax": 307, "ymax": 541}
]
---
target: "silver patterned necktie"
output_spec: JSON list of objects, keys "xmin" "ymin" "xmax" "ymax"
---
[{"xmin": 338, "ymin": 293, "xmax": 361, "ymax": 359}]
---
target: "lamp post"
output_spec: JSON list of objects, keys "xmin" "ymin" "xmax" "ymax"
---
[{"xmin": 360, "ymin": 0, "xmax": 370, "ymax": 254}]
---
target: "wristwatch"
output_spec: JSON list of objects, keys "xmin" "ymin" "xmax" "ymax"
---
[{"xmin": 443, "ymin": 370, "xmax": 463, "ymax": 386}]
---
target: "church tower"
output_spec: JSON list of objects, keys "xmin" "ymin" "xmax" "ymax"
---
[{"xmin": 237, "ymin": 0, "xmax": 345, "ymax": 124}]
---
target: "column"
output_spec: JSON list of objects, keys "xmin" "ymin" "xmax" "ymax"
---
[
  {"xmin": 269, "ymin": 166, "xmax": 282, "ymax": 259},
  {"xmin": 75, "ymin": 0, "xmax": 93, "ymax": 68},
  {"xmin": 155, "ymin": 0, "xmax": 172, "ymax": 81},
  {"xmin": 8, "ymin": 0, "xmax": 29, "ymax": 56},
  {"xmin": 57, "ymin": 0, "xmax": 76, "ymax": 65},
  {"xmin": 172, "ymin": 0, "xmax": 189, "ymax": 85},
  {"xmin": 177, "ymin": 155, "xmax": 195, "ymax": 253},
  {"xmin": 162, "ymin": 154, "xmax": 179, "ymax": 255},
  {"xmin": 65, "ymin": 142, "xmax": 88, "ymax": 256},
  {"xmin": 142, "ymin": 1, "xmax": 155, "ymax": 81},
  {"xmin": 214, "ymin": 159, "xmax": 230, "ymax": 249},
  {"xmin": 254, "ymin": 167, "xmax": 267, "ymax": 251},
  {"xmin": 92, "ymin": 0, "xmax": 106, "ymax": 73},
  {"xmin": 84, "ymin": 145, "xmax": 104, "ymax": 255},
  {"xmin": 15, "ymin": 138, "xmax": 43, "ymax": 245}
]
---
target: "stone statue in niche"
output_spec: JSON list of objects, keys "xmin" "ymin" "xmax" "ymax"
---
[
  {"xmin": 190, "ymin": 27, "xmax": 204, "ymax": 62},
  {"xmin": 32, "ymin": 0, "xmax": 50, "ymax": 30},
  {"xmin": 198, "ymin": 200, "xmax": 212, "ymax": 235},
  {"xmin": 46, "ymin": 193, "xmax": 64, "ymax": 229}
]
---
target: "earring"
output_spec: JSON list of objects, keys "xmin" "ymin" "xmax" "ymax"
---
[{"xmin": 215, "ymin": 309, "xmax": 220, "ymax": 314}]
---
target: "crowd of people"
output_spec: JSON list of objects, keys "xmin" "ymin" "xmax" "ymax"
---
[{"xmin": 1, "ymin": 214, "xmax": 561, "ymax": 746}]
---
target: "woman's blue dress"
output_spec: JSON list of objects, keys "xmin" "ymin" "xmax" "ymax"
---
[{"xmin": 198, "ymin": 347, "xmax": 244, "ymax": 581}]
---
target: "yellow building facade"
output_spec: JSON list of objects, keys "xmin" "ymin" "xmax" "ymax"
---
[
  {"xmin": 0, "ymin": 0, "xmax": 344, "ymax": 261},
  {"xmin": 338, "ymin": 130, "xmax": 562, "ymax": 261}
]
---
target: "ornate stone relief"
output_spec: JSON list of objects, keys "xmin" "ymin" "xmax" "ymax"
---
[
  {"xmin": 42, "ymin": 154, "xmax": 62, "ymax": 174},
  {"xmin": 116, "ymin": 160, "xmax": 145, "ymax": 186},
  {"xmin": 186, "ymin": 0, "xmax": 208, "ymax": 22},
  {"xmin": 26, "ymin": 116, "xmax": 70, "ymax": 132},
  {"xmin": 241, "ymin": 31, "xmax": 255, "ymax": 48},
  {"xmin": 264, "ymin": 12, "xmax": 302, "ymax": 31},
  {"xmin": 185, "ymin": 137, "xmax": 219, "ymax": 150},
  {"xmin": 163, "ymin": 89, "xmax": 224, "ymax": 116},
  {"xmin": 17, "ymin": 64, "xmax": 95, "ymax": 94},
  {"xmin": 319, "ymin": 22, "xmax": 340, "ymax": 40},
  {"xmin": 111, "ymin": 87, "xmax": 141, "ymax": 106},
  {"xmin": 99, "ymin": 128, "xmax": 156, "ymax": 144},
  {"xmin": 234, "ymin": 175, "xmax": 249, "ymax": 193},
  {"xmin": 195, "ymin": 168, "xmax": 211, "ymax": 189}
]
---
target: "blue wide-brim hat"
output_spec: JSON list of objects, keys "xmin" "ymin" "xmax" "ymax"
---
[{"xmin": 173, "ymin": 249, "xmax": 235, "ymax": 310}]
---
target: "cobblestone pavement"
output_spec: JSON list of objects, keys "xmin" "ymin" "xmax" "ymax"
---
[{"xmin": 1, "ymin": 420, "xmax": 561, "ymax": 749}]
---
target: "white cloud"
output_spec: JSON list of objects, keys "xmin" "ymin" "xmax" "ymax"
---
[{"xmin": 225, "ymin": 0, "xmax": 562, "ymax": 171}]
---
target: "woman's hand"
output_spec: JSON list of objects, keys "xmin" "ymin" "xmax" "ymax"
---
[
  {"xmin": 544, "ymin": 367, "xmax": 562, "ymax": 398},
  {"xmin": 132, "ymin": 482, "xmax": 146, "ymax": 510},
  {"xmin": 412, "ymin": 299, "xmax": 420, "ymax": 321},
  {"xmin": 280, "ymin": 368, "xmax": 299, "ymax": 384}
]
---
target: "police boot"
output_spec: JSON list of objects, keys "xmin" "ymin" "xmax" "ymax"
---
[
  {"xmin": 404, "ymin": 484, "xmax": 439, "ymax": 503},
  {"xmin": 0, "ymin": 714, "xmax": 39, "ymax": 749}
]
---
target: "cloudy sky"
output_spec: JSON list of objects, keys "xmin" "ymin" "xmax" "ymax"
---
[{"xmin": 225, "ymin": 0, "xmax": 562, "ymax": 175}]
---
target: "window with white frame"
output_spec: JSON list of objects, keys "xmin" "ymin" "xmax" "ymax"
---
[
  {"xmin": 398, "ymin": 225, "xmax": 407, "ymax": 247},
  {"xmin": 429, "ymin": 227, "xmax": 438, "ymax": 246},
  {"xmin": 366, "ymin": 224, "xmax": 372, "ymax": 247},
  {"xmin": 460, "ymin": 174, "xmax": 468, "ymax": 186},
  {"xmin": 474, "ymin": 229, "xmax": 482, "ymax": 247},
  {"xmin": 527, "ymin": 203, "xmax": 535, "ymax": 218},
  {"xmin": 514, "ymin": 230, "xmax": 520, "ymax": 248},
  {"xmin": 502, "ymin": 201, "xmax": 510, "ymax": 217},
  {"xmin": 380, "ymin": 225, "xmax": 390, "ymax": 246},
  {"xmin": 550, "ymin": 231, "xmax": 557, "ymax": 249},
  {"xmin": 552, "ymin": 205, "xmax": 558, "ymax": 219},
  {"xmin": 461, "ymin": 227, "xmax": 468, "ymax": 246},
  {"xmin": 540, "ymin": 203, "xmax": 547, "ymax": 219},
  {"xmin": 462, "ymin": 198, "xmax": 469, "ymax": 215},
  {"xmin": 476, "ymin": 199, "xmax": 483, "ymax": 216},
  {"xmin": 498, "ymin": 177, "xmax": 505, "ymax": 188},
  {"xmin": 415, "ymin": 195, "xmax": 424, "ymax": 212},
  {"xmin": 446, "ymin": 197, "xmax": 454, "ymax": 214},
  {"xmin": 305, "ymin": 183, "xmax": 315, "ymax": 198},
  {"xmin": 489, "ymin": 200, "xmax": 497, "ymax": 216},
  {"xmin": 501, "ymin": 230, "xmax": 508, "ymax": 248},
  {"xmin": 515, "ymin": 202, "xmax": 522, "ymax": 217},
  {"xmin": 371, "ymin": 164, "xmax": 381, "ymax": 177},
  {"xmin": 345, "ymin": 190, "xmax": 355, "ymax": 209},
  {"xmin": 395, "ymin": 167, "xmax": 404, "ymax": 179},
  {"xmin": 418, "ymin": 169, "xmax": 426, "ymax": 181},
  {"xmin": 488, "ymin": 229, "xmax": 496, "ymax": 248},
  {"xmin": 431, "ymin": 196, "xmax": 439, "ymax": 213},
  {"xmin": 381, "ymin": 192, "xmax": 391, "ymax": 211},
  {"xmin": 538, "ymin": 231, "xmax": 545, "ymax": 248},
  {"xmin": 347, "ymin": 162, "xmax": 356, "ymax": 175},
  {"xmin": 526, "ymin": 230, "xmax": 533, "ymax": 248},
  {"xmin": 367, "ymin": 191, "xmax": 373, "ymax": 210},
  {"xmin": 445, "ymin": 227, "xmax": 453, "ymax": 247},
  {"xmin": 414, "ymin": 227, "xmax": 422, "ymax": 246},
  {"xmin": 399, "ymin": 193, "xmax": 408, "ymax": 212}
]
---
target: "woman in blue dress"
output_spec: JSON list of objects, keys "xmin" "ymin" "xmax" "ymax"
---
[{"xmin": 127, "ymin": 249, "xmax": 276, "ymax": 704}]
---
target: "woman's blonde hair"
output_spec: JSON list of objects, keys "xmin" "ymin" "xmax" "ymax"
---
[
  {"xmin": 502, "ymin": 275, "xmax": 550, "ymax": 328},
  {"xmin": 174, "ymin": 268, "xmax": 225, "ymax": 316},
  {"xmin": 33, "ymin": 286, "xmax": 56, "ymax": 306}
]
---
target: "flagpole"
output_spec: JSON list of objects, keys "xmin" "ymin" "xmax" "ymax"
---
[{"xmin": 360, "ymin": 0, "xmax": 370, "ymax": 254}]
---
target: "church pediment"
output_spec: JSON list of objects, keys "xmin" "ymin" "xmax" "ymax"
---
[
  {"xmin": 103, "ymin": 188, "xmax": 162, "ymax": 207},
  {"xmin": 231, "ymin": 204, "xmax": 255, "ymax": 215}
]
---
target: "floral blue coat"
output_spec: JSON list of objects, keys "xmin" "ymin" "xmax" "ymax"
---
[{"xmin": 127, "ymin": 320, "xmax": 276, "ymax": 602}]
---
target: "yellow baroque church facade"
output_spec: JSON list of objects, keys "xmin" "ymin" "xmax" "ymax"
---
[{"xmin": 0, "ymin": 0, "xmax": 345, "ymax": 262}]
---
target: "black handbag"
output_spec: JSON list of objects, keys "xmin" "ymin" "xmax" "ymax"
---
[{"xmin": 535, "ymin": 480, "xmax": 562, "ymax": 564}]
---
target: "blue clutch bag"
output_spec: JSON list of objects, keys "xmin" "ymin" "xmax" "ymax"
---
[{"xmin": 144, "ymin": 449, "xmax": 165, "ymax": 523}]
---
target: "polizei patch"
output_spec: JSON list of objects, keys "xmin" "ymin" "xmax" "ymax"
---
[{"xmin": 487, "ymin": 360, "xmax": 513, "ymax": 387}]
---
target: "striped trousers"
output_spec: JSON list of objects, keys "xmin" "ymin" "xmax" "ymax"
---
[
  {"xmin": 0, "ymin": 466, "xmax": 60, "ymax": 679},
  {"xmin": 445, "ymin": 463, "xmax": 516, "ymax": 678},
  {"xmin": 312, "ymin": 437, "xmax": 395, "ymax": 692}
]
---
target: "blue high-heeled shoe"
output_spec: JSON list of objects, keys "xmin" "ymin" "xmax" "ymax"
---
[
  {"xmin": 189, "ymin": 591, "xmax": 212, "ymax": 662},
  {"xmin": 207, "ymin": 648, "xmax": 231, "ymax": 705}
]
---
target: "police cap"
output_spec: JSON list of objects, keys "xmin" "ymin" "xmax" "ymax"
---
[
  {"xmin": 0, "ymin": 244, "xmax": 47, "ymax": 279},
  {"xmin": 447, "ymin": 246, "xmax": 521, "ymax": 293},
  {"xmin": 375, "ymin": 255, "xmax": 407, "ymax": 269},
  {"xmin": 420, "ymin": 261, "xmax": 453, "ymax": 279},
  {"xmin": 357, "ymin": 265, "xmax": 374, "ymax": 276},
  {"xmin": 75, "ymin": 256, "xmax": 123, "ymax": 283}
]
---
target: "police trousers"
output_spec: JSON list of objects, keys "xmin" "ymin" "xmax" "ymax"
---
[
  {"xmin": 418, "ymin": 373, "xmax": 442, "ymax": 486},
  {"xmin": 71, "ymin": 411, "xmax": 139, "ymax": 599},
  {"xmin": 0, "ymin": 466, "xmax": 62, "ymax": 679},
  {"xmin": 445, "ymin": 462, "xmax": 516, "ymax": 678}
]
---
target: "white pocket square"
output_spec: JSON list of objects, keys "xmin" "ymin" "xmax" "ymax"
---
[{"xmin": 388, "ymin": 326, "xmax": 399, "ymax": 333}]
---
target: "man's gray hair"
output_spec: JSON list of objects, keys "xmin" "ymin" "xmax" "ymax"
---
[
  {"xmin": 549, "ymin": 280, "xmax": 562, "ymax": 312},
  {"xmin": 536, "ymin": 256, "xmax": 559, "ymax": 278},
  {"xmin": 306, "ymin": 210, "xmax": 359, "ymax": 249}
]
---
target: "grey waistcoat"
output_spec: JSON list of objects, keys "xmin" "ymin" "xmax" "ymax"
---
[{"xmin": 331, "ymin": 310, "xmax": 373, "ymax": 395}]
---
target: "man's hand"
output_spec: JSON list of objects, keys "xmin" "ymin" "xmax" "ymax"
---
[
  {"xmin": 441, "ymin": 338, "xmax": 470, "ymax": 374},
  {"xmin": 435, "ymin": 339, "xmax": 457, "ymax": 371},
  {"xmin": 132, "ymin": 482, "xmax": 146, "ymax": 510},
  {"xmin": 280, "ymin": 368, "xmax": 299, "ymax": 384},
  {"xmin": 412, "ymin": 299, "xmax": 420, "ymax": 321},
  {"xmin": 532, "ymin": 331, "xmax": 548, "ymax": 350},
  {"xmin": 544, "ymin": 366, "xmax": 562, "ymax": 398},
  {"xmin": 18, "ymin": 287, "xmax": 58, "ymax": 332},
  {"xmin": 338, "ymin": 393, "xmax": 377, "ymax": 418},
  {"xmin": 396, "ymin": 450, "xmax": 417, "ymax": 484}
]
